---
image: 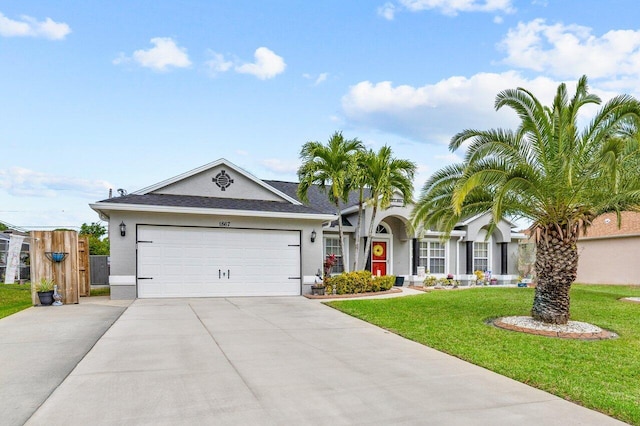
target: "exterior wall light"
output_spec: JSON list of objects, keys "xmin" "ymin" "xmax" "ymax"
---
[
  {"xmin": 119, "ymin": 221, "xmax": 126, "ymax": 237},
  {"xmin": 311, "ymin": 230, "xmax": 317, "ymax": 243}
]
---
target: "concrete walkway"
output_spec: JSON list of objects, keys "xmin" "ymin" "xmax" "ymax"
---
[{"xmin": 12, "ymin": 296, "xmax": 625, "ymax": 425}]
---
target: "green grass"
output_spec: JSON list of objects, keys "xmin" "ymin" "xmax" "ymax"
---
[
  {"xmin": 0, "ymin": 284, "xmax": 33, "ymax": 319},
  {"xmin": 90, "ymin": 286, "xmax": 111, "ymax": 297},
  {"xmin": 328, "ymin": 285, "xmax": 640, "ymax": 425},
  {"xmin": 0, "ymin": 285, "xmax": 111, "ymax": 319}
]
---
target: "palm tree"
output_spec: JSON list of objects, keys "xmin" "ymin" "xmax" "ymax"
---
[
  {"xmin": 412, "ymin": 75, "xmax": 640, "ymax": 324},
  {"xmin": 361, "ymin": 146, "xmax": 417, "ymax": 270},
  {"xmin": 297, "ymin": 131, "xmax": 364, "ymax": 272},
  {"xmin": 349, "ymin": 150, "xmax": 369, "ymax": 271}
]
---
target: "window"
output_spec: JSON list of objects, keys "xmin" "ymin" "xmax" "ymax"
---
[
  {"xmin": 473, "ymin": 241, "xmax": 489, "ymax": 272},
  {"xmin": 375, "ymin": 224, "xmax": 389, "ymax": 234},
  {"xmin": 324, "ymin": 236, "xmax": 344, "ymax": 274},
  {"xmin": 419, "ymin": 241, "xmax": 446, "ymax": 274}
]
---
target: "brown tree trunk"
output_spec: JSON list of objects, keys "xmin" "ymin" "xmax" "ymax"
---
[{"xmin": 531, "ymin": 225, "xmax": 579, "ymax": 325}]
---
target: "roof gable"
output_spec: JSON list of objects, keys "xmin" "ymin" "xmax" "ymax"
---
[{"xmin": 134, "ymin": 159, "xmax": 300, "ymax": 205}]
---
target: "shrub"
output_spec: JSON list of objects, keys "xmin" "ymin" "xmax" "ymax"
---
[
  {"xmin": 435, "ymin": 277, "xmax": 450, "ymax": 286},
  {"xmin": 375, "ymin": 275, "xmax": 395, "ymax": 291},
  {"xmin": 324, "ymin": 271, "xmax": 395, "ymax": 294},
  {"xmin": 423, "ymin": 275, "xmax": 437, "ymax": 286}
]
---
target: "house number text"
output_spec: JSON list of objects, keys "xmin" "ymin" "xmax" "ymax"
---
[{"xmin": 219, "ymin": 221, "xmax": 231, "ymax": 227}]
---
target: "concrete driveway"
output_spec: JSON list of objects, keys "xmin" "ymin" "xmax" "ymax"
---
[{"xmin": 14, "ymin": 297, "xmax": 624, "ymax": 425}]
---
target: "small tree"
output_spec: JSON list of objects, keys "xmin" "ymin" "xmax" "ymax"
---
[{"xmin": 80, "ymin": 222, "xmax": 110, "ymax": 255}]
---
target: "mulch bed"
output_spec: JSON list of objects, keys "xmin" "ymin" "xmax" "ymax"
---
[
  {"xmin": 304, "ymin": 287, "xmax": 402, "ymax": 300},
  {"xmin": 408, "ymin": 285, "xmax": 463, "ymax": 292},
  {"xmin": 492, "ymin": 317, "xmax": 618, "ymax": 340}
]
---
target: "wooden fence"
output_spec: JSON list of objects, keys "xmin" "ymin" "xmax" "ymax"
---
[
  {"xmin": 78, "ymin": 236, "xmax": 90, "ymax": 296},
  {"xmin": 30, "ymin": 231, "xmax": 91, "ymax": 305},
  {"xmin": 90, "ymin": 255, "xmax": 109, "ymax": 285}
]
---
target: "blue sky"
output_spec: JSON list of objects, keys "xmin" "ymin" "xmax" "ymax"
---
[{"xmin": 2, "ymin": 0, "xmax": 640, "ymax": 229}]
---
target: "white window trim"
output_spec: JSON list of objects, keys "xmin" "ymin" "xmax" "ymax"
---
[
  {"xmin": 419, "ymin": 239, "xmax": 449, "ymax": 276},
  {"xmin": 323, "ymin": 235, "xmax": 349, "ymax": 274},
  {"xmin": 375, "ymin": 222, "xmax": 391, "ymax": 235},
  {"xmin": 473, "ymin": 237, "xmax": 492, "ymax": 273}
]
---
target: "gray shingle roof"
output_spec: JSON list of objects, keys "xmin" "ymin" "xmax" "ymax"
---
[
  {"xmin": 97, "ymin": 193, "xmax": 325, "ymax": 215},
  {"xmin": 265, "ymin": 180, "xmax": 367, "ymax": 214},
  {"xmin": 96, "ymin": 180, "xmax": 368, "ymax": 220}
]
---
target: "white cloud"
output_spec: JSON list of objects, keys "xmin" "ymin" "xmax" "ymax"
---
[
  {"xmin": 500, "ymin": 19, "xmax": 640, "ymax": 80},
  {"xmin": 120, "ymin": 37, "xmax": 191, "ymax": 71},
  {"xmin": 205, "ymin": 50, "xmax": 233, "ymax": 76},
  {"xmin": 493, "ymin": 15, "xmax": 503, "ymax": 24},
  {"xmin": 112, "ymin": 52, "xmax": 130, "ymax": 66},
  {"xmin": 0, "ymin": 12, "xmax": 71, "ymax": 40},
  {"xmin": 260, "ymin": 158, "xmax": 299, "ymax": 174},
  {"xmin": 304, "ymin": 72, "xmax": 329, "ymax": 85},
  {"xmin": 341, "ymin": 72, "xmax": 562, "ymax": 143},
  {"xmin": 0, "ymin": 167, "xmax": 113, "ymax": 198},
  {"xmin": 235, "ymin": 47, "xmax": 286, "ymax": 80},
  {"xmin": 315, "ymin": 73, "xmax": 328, "ymax": 85},
  {"xmin": 378, "ymin": 2, "xmax": 397, "ymax": 20},
  {"xmin": 397, "ymin": 0, "xmax": 515, "ymax": 16}
]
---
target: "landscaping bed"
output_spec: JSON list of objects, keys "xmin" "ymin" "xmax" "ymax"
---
[{"xmin": 304, "ymin": 287, "xmax": 402, "ymax": 299}]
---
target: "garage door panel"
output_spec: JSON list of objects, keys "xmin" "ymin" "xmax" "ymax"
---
[{"xmin": 137, "ymin": 226, "xmax": 301, "ymax": 298}]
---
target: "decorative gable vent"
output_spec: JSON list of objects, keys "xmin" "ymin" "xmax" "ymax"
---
[{"xmin": 213, "ymin": 170, "xmax": 234, "ymax": 191}]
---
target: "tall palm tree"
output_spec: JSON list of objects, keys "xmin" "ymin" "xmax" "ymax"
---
[
  {"xmin": 412, "ymin": 75, "xmax": 640, "ymax": 324},
  {"xmin": 349, "ymin": 150, "xmax": 369, "ymax": 271},
  {"xmin": 297, "ymin": 131, "xmax": 364, "ymax": 272},
  {"xmin": 361, "ymin": 146, "xmax": 417, "ymax": 270}
]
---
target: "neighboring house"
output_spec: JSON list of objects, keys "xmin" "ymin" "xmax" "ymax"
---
[
  {"xmin": 577, "ymin": 212, "xmax": 640, "ymax": 285},
  {"xmin": 90, "ymin": 159, "xmax": 525, "ymax": 300}
]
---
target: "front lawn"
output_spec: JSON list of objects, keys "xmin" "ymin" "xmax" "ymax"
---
[
  {"xmin": 328, "ymin": 285, "xmax": 640, "ymax": 425},
  {"xmin": 0, "ymin": 284, "xmax": 33, "ymax": 319}
]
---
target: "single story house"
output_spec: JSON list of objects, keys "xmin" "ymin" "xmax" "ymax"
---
[
  {"xmin": 576, "ymin": 211, "xmax": 640, "ymax": 285},
  {"xmin": 90, "ymin": 159, "xmax": 525, "ymax": 299}
]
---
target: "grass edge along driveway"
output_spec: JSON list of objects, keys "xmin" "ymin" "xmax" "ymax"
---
[
  {"xmin": 328, "ymin": 285, "xmax": 640, "ymax": 425},
  {"xmin": 0, "ymin": 285, "xmax": 111, "ymax": 320},
  {"xmin": 0, "ymin": 284, "xmax": 32, "ymax": 319}
]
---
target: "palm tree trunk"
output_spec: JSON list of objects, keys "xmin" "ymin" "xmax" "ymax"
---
[
  {"xmin": 335, "ymin": 203, "xmax": 348, "ymax": 273},
  {"xmin": 531, "ymin": 226, "xmax": 579, "ymax": 324},
  {"xmin": 352, "ymin": 188, "xmax": 364, "ymax": 271},
  {"xmin": 362, "ymin": 204, "xmax": 379, "ymax": 271}
]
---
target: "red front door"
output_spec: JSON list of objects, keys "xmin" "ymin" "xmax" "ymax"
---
[{"xmin": 371, "ymin": 241, "xmax": 387, "ymax": 276}]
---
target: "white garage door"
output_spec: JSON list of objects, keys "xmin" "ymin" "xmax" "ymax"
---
[{"xmin": 137, "ymin": 225, "xmax": 301, "ymax": 298}]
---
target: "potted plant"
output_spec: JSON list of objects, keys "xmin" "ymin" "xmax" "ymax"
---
[
  {"xmin": 36, "ymin": 278, "xmax": 55, "ymax": 306},
  {"xmin": 311, "ymin": 254, "xmax": 337, "ymax": 295}
]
